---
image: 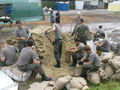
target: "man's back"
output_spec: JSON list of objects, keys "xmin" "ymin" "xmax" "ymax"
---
[
  {"xmin": 76, "ymin": 24, "xmax": 89, "ymax": 36},
  {"xmin": 17, "ymin": 47, "xmax": 37, "ymax": 66},
  {"xmin": 1, "ymin": 45, "xmax": 17, "ymax": 65},
  {"xmin": 53, "ymin": 23, "xmax": 62, "ymax": 39}
]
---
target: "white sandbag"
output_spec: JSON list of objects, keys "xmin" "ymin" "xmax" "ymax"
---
[
  {"xmin": 82, "ymin": 86, "xmax": 89, "ymax": 90},
  {"xmin": 110, "ymin": 56, "xmax": 120, "ymax": 70},
  {"xmin": 111, "ymin": 73, "xmax": 120, "ymax": 80},
  {"xmin": 72, "ymin": 77, "xmax": 87, "ymax": 86},
  {"xmin": 99, "ymin": 67, "xmax": 108, "ymax": 79},
  {"xmin": 101, "ymin": 52, "xmax": 114, "ymax": 63},
  {"xmin": 70, "ymin": 79, "xmax": 83, "ymax": 89},
  {"xmin": 54, "ymin": 75, "xmax": 72, "ymax": 90},
  {"xmin": 75, "ymin": 64, "xmax": 82, "ymax": 76},
  {"xmin": 111, "ymin": 74, "xmax": 117, "ymax": 80},
  {"xmin": 105, "ymin": 64, "xmax": 114, "ymax": 78},
  {"xmin": 2, "ymin": 67, "xmax": 31, "ymax": 82},
  {"xmin": 88, "ymin": 72, "xmax": 100, "ymax": 84},
  {"xmin": 87, "ymin": 40, "xmax": 96, "ymax": 53},
  {"xmin": 0, "ymin": 71, "xmax": 18, "ymax": 90},
  {"xmin": 28, "ymin": 81, "xmax": 54, "ymax": 90}
]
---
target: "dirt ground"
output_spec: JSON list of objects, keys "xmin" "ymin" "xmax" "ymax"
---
[{"xmin": 0, "ymin": 9, "xmax": 120, "ymax": 90}]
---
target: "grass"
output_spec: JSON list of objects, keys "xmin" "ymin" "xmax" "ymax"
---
[{"xmin": 89, "ymin": 80, "xmax": 120, "ymax": 90}]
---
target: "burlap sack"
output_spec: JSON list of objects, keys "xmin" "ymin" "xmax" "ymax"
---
[
  {"xmin": 82, "ymin": 86, "xmax": 89, "ymax": 90},
  {"xmin": 72, "ymin": 77, "xmax": 87, "ymax": 86},
  {"xmin": 105, "ymin": 64, "xmax": 114, "ymax": 78},
  {"xmin": 65, "ymin": 51, "xmax": 72, "ymax": 63},
  {"xmin": 88, "ymin": 72, "xmax": 100, "ymax": 84},
  {"xmin": 70, "ymin": 79, "xmax": 83, "ymax": 89},
  {"xmin": 101, "ymin": 52, "xmax": 114, "ymax": 63},
  {"xmin": 54, "ymin": 75, "xmax": 72, "ymax": 90}
]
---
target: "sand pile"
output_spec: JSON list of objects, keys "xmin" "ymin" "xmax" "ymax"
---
[{"xmin": 7, "ymin": 25, "xmax": 76, "ymax": 80}]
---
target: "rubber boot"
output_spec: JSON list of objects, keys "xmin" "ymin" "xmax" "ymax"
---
[
  {"xmin": 41, "ymin": 74, "xmax": 52, "ymax": 81},
  {"xmin": 53, "ymin": 62, "xmax": 61, "ymax": 68}
]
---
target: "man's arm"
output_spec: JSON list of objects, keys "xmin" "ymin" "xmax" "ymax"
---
[
  {"xmin": 33, "ymin": 59, "xmax": 41, "ymax": 64},
  {"xmin": 0, "ymin": 53, "xmax": 5, "ymax": 62}
]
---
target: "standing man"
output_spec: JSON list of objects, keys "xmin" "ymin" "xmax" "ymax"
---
[
  {"xmin": 17, "ymin": 40, "xmax": 51, "ymax": 81},
  {"xmin": 95, "ymin": 33, "xmax": 110, "ymax": 56},
  {"xmin": 45, "ymin": 20, "xmax": 62, "ymax": 68},
  {"xmin": 49, "ymin": 10, "xmax": 54, "ymax": 26},
  {"xmin": 15, "ymin": 20, "xmax": 30, "ymax": 52},
  {"xmin": 72, "ymin": 18, "xmax": 94, "ymax": 45},
  {"xmin": 79, "ymin": 45, "xmax": 101, "ymax": 79},
  {"xmin": 67, "ymin": 39, "xmax": 85, "ymax": 67},
  {"xmin": 0, "ymin": 40, "xmax": 17, "ymax": 66},
  {"xmin": 55, "ymin": 10, "xmax": 60, "ymax": 24},
  {"xmin": 71, "ymin": 12, "xmax": 82, "ymax": 39}
]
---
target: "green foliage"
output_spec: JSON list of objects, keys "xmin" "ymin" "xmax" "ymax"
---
[{"xmin": 89, "ymin": 80, "xmax": 120, "ymax": 90}]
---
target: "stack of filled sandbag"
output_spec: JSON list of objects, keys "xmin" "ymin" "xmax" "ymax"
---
[
  {"xmin": 53, "ymin": 75, "xmax": 89, "ymax": 90},
  {"xmin": 88, "ymin": 52, "xmax": 120, "ymax": 84}
]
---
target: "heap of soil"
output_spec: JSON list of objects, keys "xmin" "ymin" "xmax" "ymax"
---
[{"xmin": 7, "ymin": 25, "xmax": 76, "ymax": 80}]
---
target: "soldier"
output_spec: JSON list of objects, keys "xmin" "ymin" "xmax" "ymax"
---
[
  {"xmin": 67, "ymin": 39, "xmax": 85, "ymax": 67},
  {"xmin": 71, "ymin": 12, "xmax": 82, "ymax": 39},
  {"xmin": 95, "ymin": 33, "xmax": 110, "ymax": 56},
  {"xmin": 55, "ymin": 10, "xmax": 60, "ymax": 24},
  {"xmin": 17, "ymin": 40, "xmax": 51, "ymax": 81},
  {"xmin": 79, "ymin": 45, "xmax": 101, "ymax": 79},
  {"xmin": 0, "ymin": 40, "xmax": 17, "ymax": 66},
  {"xmin": 15, "ymin": 20, "xmax": 30, "ymax": 52},
  {"xmin": 45, "ymin": 20, "xmax": 62, "ymax": 68},
  {"xmin": 73, "ymin": 18, "xmax": 94, "ymax": 45}
]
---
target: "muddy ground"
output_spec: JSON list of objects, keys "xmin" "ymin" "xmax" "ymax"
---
[{"xmin": 0, "ymin": 9, "xmax": 120, "ymax": 90}]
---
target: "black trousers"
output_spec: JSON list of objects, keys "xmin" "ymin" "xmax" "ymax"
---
[
  {"xmin": 77, "ymin": 36, "xmax": 87, "ymax": 45},
  {"xmin": 81, "ymin": 64, "xmax": 100, "ymax": 79},
  {"xmin": 18, "ymin": 63, "xmax": 45, "ymax": 76},
  {"xmin": 53, "ymin": 39, "xmax": 62, "ymax": 64},
  {"xmin": 72, "ymin": 52, "xmax": 84, "ymax": 66}
]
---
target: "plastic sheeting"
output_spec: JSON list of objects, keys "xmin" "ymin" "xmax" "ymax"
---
[{"xmin": 0, "ymin": 71, "xmax": 18, "ymax": 90}]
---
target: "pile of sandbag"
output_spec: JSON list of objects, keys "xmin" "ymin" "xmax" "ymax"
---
[
  {"xmin": 54, "ymin": 75, "xmax": 89, "ymax": 90},
  {"xmin": 88, "ymin": 52, "xmax": 120, "ymax": 84}
]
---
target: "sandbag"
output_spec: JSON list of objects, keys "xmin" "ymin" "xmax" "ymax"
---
[
  {"xmin": 101, "ymin": 52, "xmax": 114, "ymax": 63},
  {"xmin": 75, "ymin": 64, "xmax": 82, "ymax": 76},
  {"xmin": 72, "ymin": 77, "xmax": 87, "ymax": 86},
  {"xmin": 82, "ymin": 86, "xmax": 89, "ymax": 90},
  {"xmin": 54, "ymin": 75, "xmax": 72, "ymax": 90},
  {"xmin": 2, "ymin": 67, "xmax": 31, "ymax": 82},
  {"xmin": 111, "ymin": 73, "xmax": 120, "ymax": 80},
  {"xmin": 99, "ymin": 67, "xmax": 108, "ymax": 80},
  {"xmin": 110, "ymin": 56, "xmax": 120, "ymax": 70},
  {"xmin": 70, "ymin": 79, "xmax": 83, "ymax": 89},
  {"xmin": 65, "ymin": 51, "xmax": 72, "ymax": 63},
  {"xmin": 104, "ymin": 64, "xmax": 114, "ymax": 78},
  {"xmin": 88, "ymin": 72, "xmax": 100, "ymax": 84}
]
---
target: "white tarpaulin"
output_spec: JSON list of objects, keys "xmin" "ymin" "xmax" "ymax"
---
[{"xmin": 0, "ymin": 71, "xmax": 18, "ymax": 90}]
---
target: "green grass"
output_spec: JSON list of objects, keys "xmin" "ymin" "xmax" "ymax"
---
[{"xmin": 89, "ymin": 80, "xmax": 120, "ymax": 90}]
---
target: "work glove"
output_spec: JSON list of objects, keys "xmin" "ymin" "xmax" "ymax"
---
[
  {"xmin": 78, "ymin": 60, "xmax": 83, "ymax": 65},
  {"xmin": 45, "ymin": 31, "xmax": 48, "ymax": 34}
]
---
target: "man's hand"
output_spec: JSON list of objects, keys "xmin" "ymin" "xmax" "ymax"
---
[
  {"xmin": 21, "ymin": 37, "xmax": 26, "ymax": 40},
  {"xmin": 33, "ymin": 60, "xmax": 41, "ymax": 64},
  {"xmin": 78, "ymin": 60, "xmax": 83, "ymax": 65}
]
